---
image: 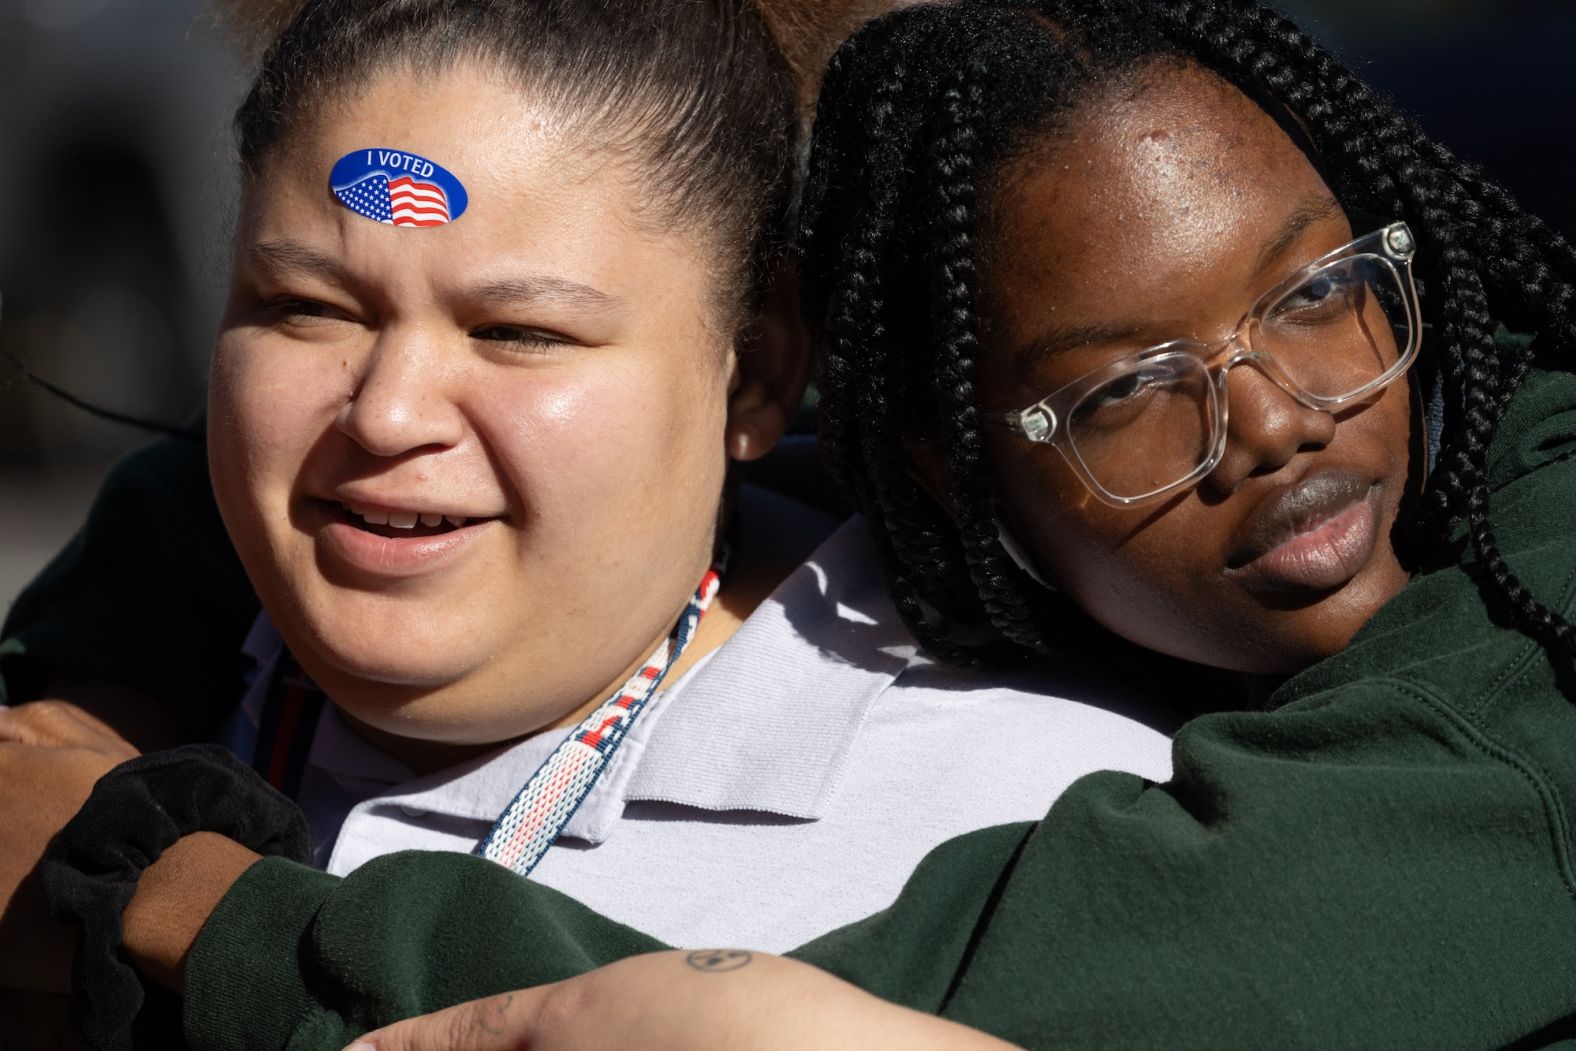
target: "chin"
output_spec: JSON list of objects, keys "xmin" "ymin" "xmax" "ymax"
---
[
  {"xmin": 287, "ymin": 593, "xmax": 484, "ymax": 690},
  {"xmin": 1227, "ymin": 601, "xmax": 1389, "ymax": 677}
]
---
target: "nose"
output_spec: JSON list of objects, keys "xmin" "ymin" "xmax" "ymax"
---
[
  {"xmin": 336, "ymin": 328, "xmax": 466, "ymax": 457},
  {"xmin": 1202, "ymin": 360, "xmax": 1336, "ymax": 496}
]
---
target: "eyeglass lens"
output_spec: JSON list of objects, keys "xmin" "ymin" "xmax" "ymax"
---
[{"xmin": 1066, "ymin": 255, "xmax": 1413, "ymax": 501}]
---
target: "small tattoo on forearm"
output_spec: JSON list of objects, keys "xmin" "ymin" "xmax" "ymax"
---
[{"xmin": 686, "ymin": 949, "xmax": 753, "ymax": 973}]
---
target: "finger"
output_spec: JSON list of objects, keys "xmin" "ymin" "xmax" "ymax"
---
[{"xmin": 344, "ymin": 988, "xmax": 548, "ymax": 1051}]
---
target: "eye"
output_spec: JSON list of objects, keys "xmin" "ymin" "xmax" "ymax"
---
[
  {"xmin": 1073, "ymin": 363, "xmax": 1185, "ymax": 430},
  {"xmin": 470, "ymin": 325, "xmax": 572, "ymax": 352},
  {"xmin": 266, "ymin": 297, "xmax": 343, "ymax": 322},
  {"xmin": 1270, "ymin": 267, "xmax": 1359, "ymax": 324},
  {"xmin": 1087, "ymin": 365, "xmax": 1174, "ymax": 407}
]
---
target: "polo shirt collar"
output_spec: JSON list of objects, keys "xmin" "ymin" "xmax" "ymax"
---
[
  {"xmin": 621, "ymin": 518, "xmax": 915, "ymax": 819},
  {"xmin": 255, "ymin": 518, "xmax": 914, "ymax": 846}
]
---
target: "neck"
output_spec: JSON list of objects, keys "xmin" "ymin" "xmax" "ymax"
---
[{"xmin": 338, "ymin": 711, "xmax": 508, "ymax": 775}]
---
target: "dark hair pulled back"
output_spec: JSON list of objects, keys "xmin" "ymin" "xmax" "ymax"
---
[
  {"xmin": 234, "ymin": 0, "xmax": 798, "ymax": 333},
  {"xmin": 801, "ymin": 0, "xmax": 1576, "ymax": 669}
]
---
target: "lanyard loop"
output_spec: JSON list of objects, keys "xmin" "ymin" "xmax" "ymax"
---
[{"xmin": 475, "ymin": 557, "xmax": 726, "ymax": 877}]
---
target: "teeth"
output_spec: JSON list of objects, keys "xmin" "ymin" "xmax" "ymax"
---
[{"xmin": 342, "ymin": 503, "xmax": 472, "ymax": 529}]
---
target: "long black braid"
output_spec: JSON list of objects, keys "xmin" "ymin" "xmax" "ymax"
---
[{"xmin": 802, "ymin": 0, "xmax": 1576, "ymax": 670}]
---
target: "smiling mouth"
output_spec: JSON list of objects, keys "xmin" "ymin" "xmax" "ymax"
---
[{"xmin": 338, "ymin": 503, "xmax": 480, "ymax": 539}]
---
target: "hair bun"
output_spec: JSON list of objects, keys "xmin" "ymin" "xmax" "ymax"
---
[
  {"xmin": 208, "ymin": 0, "xmax": 307, "ymax": 61},
  {"xmin": 752, "ymin": 0, "xmax": 907, "ymax": 112}
]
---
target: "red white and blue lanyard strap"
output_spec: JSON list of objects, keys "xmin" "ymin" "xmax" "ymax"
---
[{"xmin": 474, "ymin": 557, "xmax": 726, "ymax": 877}]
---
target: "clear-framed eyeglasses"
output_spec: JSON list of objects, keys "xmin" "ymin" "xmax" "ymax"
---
[{"xmin": 982, "ymin": 221, "xmax": 1422, "ymax": 507}]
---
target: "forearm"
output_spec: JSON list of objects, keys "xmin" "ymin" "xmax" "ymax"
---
[
  {"xmin": 535, "ymin": 951, "xmax": 1020, "ymax": 1051},
  {"xmin": 349, "ymin": 950, "xmax": 1021, "ymax": 1051}
]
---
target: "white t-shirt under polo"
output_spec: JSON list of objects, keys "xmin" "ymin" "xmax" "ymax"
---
[{"xmin": 226, "ymin": 518, "xmax": 1174, "ymax": 953}]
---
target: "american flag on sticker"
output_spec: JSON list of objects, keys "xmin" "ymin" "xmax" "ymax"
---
[
  {"xmin": 329, "ymin": 148, "xmax": 470, "ymax": 228},
  {"xmin": 333, "ymin": 172, "xmax": 449, "ymax": 226}
]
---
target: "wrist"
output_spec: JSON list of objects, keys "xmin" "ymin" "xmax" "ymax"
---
[
  {"xmin": 120, "ymin": 832, "xmax": 262, "ymax": 992},
  {"xmin": 41, "ymin": 744, "xmax": 311, "ymax": 1048}
]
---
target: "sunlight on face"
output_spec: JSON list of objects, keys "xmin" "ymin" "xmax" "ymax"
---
[
  {"xmin": 209, "ymin": 62, "xmax": 737, "ymax": 747},
  {"xmin": 977, "ymin": 64, "xmax": 1415, "ymax": 674}
]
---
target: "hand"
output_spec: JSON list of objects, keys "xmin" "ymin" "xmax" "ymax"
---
[
  {"xmin": 0, "ymin": 703, "xmax": 137, "ymax": 993},
  {"xmin": 344, "ymin": 950, "xmax": 1020, "ymax": 1051},
  {"xmin": 0, "ymin": 699, "xmax": 143, "ymax": 757}
]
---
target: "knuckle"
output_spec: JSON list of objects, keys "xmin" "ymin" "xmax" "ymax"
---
[{"xmin": 25, "ymin": 700, "xmax": 74, "ymax": 727}]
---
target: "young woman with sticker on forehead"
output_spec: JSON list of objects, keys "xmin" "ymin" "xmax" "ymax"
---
[
  {"xmin": 40, "ymin": 0, "xmax": 1574, "ymax": 1047},
  {"xmin": 0, "ymin": 0, "xmax": 1177, "ymax": 1044}
]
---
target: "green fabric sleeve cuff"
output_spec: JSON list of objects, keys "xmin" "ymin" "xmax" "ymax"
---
[
  {"xmin": 184, "ymin": 851, "xmax": 673, "ymax": 1050},
  {"xmin": 183, "ymin": 857, "xmax": 341, "ymax": 1051}
]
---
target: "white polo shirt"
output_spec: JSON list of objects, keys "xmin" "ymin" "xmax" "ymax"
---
[{"xmin": 226, "ymin": 518, "xmax": 1174, "ymax": 952}]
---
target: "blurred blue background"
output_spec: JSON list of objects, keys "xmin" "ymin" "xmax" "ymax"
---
[{"xmin": 1, "ymin": 0, "xmax": 1572, "ymax": 611}]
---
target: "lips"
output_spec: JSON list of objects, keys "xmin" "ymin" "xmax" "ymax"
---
[
  {"xmin": 308, "ymin": 498, "xmax": 501, "ymax": 581},
  {"xmin": 1226, "ymin": 469, "xmax": 1382, "ymax": 593}
]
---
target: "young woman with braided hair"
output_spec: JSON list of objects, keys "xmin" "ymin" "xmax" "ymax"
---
[
  {"xmin": 6, "ymin": 0, "xmax": 1576, "ymax": 1048},
  {"xmin": 800, "ymin": 0, "xmax": 1576, "ymax": 681}
]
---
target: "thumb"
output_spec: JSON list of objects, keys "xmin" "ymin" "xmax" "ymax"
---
[{"xmin": 344, "ymin": 989, "xmax": 542, "ymax": 1051}]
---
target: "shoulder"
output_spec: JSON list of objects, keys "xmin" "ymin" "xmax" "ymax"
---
[{"xmin": 1485, "ymin": 363, "xmax": 1576, "ymax": 495}]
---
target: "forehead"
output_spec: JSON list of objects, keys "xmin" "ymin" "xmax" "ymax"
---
[
  {"xmin": 243, "ymin": 63, "xmax": 713, "ymax": 298},
  {"xmin": 980, "ymin": 61, "xmax": 1339, "ymax": 353}
]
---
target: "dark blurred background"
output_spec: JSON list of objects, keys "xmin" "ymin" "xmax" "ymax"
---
[{"xmin": 1, "ymin": 0, "xmax": 1573, "ymax": 611}]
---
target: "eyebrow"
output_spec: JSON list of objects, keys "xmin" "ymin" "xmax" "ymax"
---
[
  {"xmin": 249, "ymin": 239, "xmax": 352, "ymax": 285},
  {"xmin": 467, "ymin": 275, "xmax": 618, "ymax": 312},
  {"xmin": 248, "ymin": 239, "xmax": 619, "ymax": 311},
  {"xmin": 1016, "ymin": 321, "xmax": 1149, "ymax": 373},
  {"xmin": 1012, "ymin": 195, "xmax": 1347, "ymax": 374},
  {"xmin": 1254, "ymin": 194, "xmax": 1345, "ymax": 274}
]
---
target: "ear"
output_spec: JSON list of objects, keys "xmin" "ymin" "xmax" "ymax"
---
[
  {"xmin": 725, "ymin": 259, "xmax": 813, "ymax": 463},
  {"xmin": 902, "ymin": 431, "xmax": 956, "ymax": 517}
]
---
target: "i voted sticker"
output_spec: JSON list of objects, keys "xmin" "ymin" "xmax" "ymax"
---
[{"xmin": 329, "ymin": 148, "xmax": 469, "ymax": 227}]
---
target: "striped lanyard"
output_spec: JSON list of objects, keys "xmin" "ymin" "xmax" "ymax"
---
[{"xmin": 476, "ymin": 557, "xmax": 726, "ymax": 877}]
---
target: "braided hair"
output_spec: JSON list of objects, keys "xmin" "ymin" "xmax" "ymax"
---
[{"xmin": 801, "ymin": 0, "xmax": 1576, "ymax": 670}]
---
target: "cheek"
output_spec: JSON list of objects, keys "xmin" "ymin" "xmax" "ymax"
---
[
  {"xmin": 208, "ymin": 336, "xmax": 350, "ymax": 519},
  {"xmin": 993, "ymin": 440, "xmax": 1222, "ymax": 646},
  {"xmin": 472, "ymin": 356, "xmax": 731, "ymax": 528}
]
